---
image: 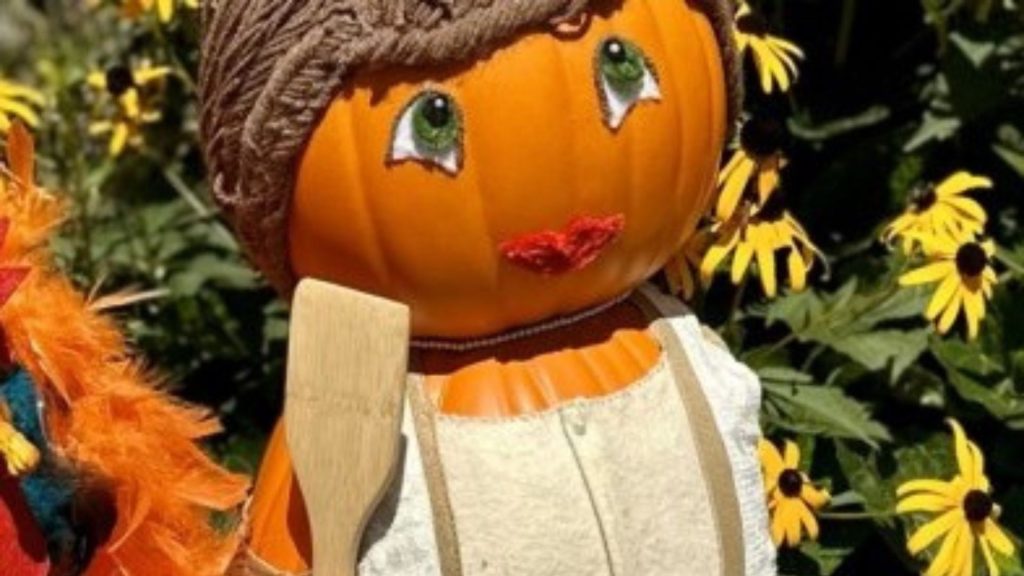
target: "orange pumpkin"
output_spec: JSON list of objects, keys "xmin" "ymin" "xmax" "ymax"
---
[{"xmin": 290, "ymin": 0, "xmax": 727, "ymax": 339}]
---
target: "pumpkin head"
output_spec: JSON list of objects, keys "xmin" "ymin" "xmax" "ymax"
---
[{"xmin": 201, "ymin": 0, "xmax": 740, "ymax": 338}]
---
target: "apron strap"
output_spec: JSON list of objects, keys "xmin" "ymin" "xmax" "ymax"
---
[
  {"xmin": 407, "ymin": 377, "xmax": 464, "ymax": 576},
  {"xmin": 631, "ymin": 285, "xmax": 746, "ymax": 576}
]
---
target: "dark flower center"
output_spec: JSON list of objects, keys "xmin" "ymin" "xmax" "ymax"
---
[
  {"xmin": 955, "ymin": 242, "xmax": 987, "ymax": 278},
  {"xmin": 740, "ymin": 117, "xmax": 786, "ymax": 160},
  {"xmin": 104, "ymin": 65, "xmax": 135, "ymax": 97},
  {"xmin": 779, "ymin": 469, "xmax": 804, "ymax": 498},
  {"xmin": 736, "ymin": 12, "xmax": 769, "ymax": 37},
  {"xmin": 910, "ymin": 184, "xmax": 938, "ymax": 212},
  {"xmin": 963, "ymin": 490, "xmax": 994, "ymax": 522}
]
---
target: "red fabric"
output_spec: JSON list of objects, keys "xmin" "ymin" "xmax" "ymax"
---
[
  {"xmin": 0, "ymin": 472, "xmax": 50, "ymax": 576},
  {"xmin": 499, "ymin": 214, "xmax": 626, "ymax": 274}
]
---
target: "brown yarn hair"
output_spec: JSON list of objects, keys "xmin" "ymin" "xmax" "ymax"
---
[{"xmin": 199, "ymin": 0, "xmax": 742, "ymax": 297}]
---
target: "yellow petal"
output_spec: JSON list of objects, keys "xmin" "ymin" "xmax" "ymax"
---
[
  {"xmin": 800, "ymin": 483, "xmax": 829, "ymax": 509},
  {"xmin": 944, "ymin": 196, "xmax": 987, "ymax": 224},
  {"xmin": 770, "ymin": 500, "xmax": 788, "ymax": 546},
  {"xmin": 769, "ymin": 36, "xmax": 805, "ymax": 59},
  {"xmin": 134, "ymin": 66, "xmax": 172, "ymax": 85},
  {"xmin": 797, "ymin": 501, "xmax": 820, "ymax": 541},
  {"xmin": 935, "ymin": 171, "xmax": 993, "ymax": 198},
  {"xmin": 952, "ymin": 524, "xmax": 974, "ymax": 576},
  {"xmin": 701, "ymin": 238, "xmax": 736, "ymax": 284},
  {"xmin": 783, "ymin": 440, "xmax": 800, "ymax": 469},
  {"xmin": 787, "ymin": 247, "xmax": 807, "ymax": 291},
  {"xmin": 110, "ymin": 123, "xmax": 129, "ymax": 157},
  {"xmin": 718, "ymin": 147, "xmax": 744, "ymax": 185},
  {"xmin": 158, "ymin": 0, "xmax": 174, "ymax": 21},
  {"xmin": 759, "ymin": 439, "xmax": 785, "ymax": 485},
  {"xmin": 948, "ymin": 420, "xmax": 976, "ymax": 486},
  {"xmin": 898, "ymin": 478, "xmax": 957, "ymax": 498},
  {"xmin": 87, "ymin": 70, "xmax": 108, "ymax": 89},
  {"xmin": 937, "ymin": 288, "xmax": 963, "ymax": 334},
  {"xmin": 732, "ymin": 239, "xmax": 755, "ymax": 284},
  {"xmin": 756, "ymin": 234, "xmax": 778, "ymax": 297},
  {"xmin": 0, "ymin": 99, "xmax": 40, "ymax": 126},
  {"xmin": 717, "ymin": 155, "xmax": 756, "ymax": 219},
  {"xmin": 925, "ymin": 522, "xmax": 963, "ymax": 576},
  {"xmin": 782, "ymin": 500, "xmax": 802, "ymax": 547},
  {"xmin": 924, "ymin": 272, "xmax": 960, "ymax": 321},
  {"xmin": 907, "ymin": 508, "xmax": 961, "ymax": 554},
  {"xmin": 980, "ymin": 535, "xmax": 1000, "ymax": 576},
  {"xmin": 983, "ymin": 519, "xmax": 1015, "ymax": 556},
  {"xmin": 963, "ymin": 289, "xmax": 985, "ymax": 341},
  {"xmin": 897, "ymin": 493, "xmax": 955, "ymax": 514},
  {"xmin": 901, "ymin": 261, "xmax": 955, "ymax": 286}
]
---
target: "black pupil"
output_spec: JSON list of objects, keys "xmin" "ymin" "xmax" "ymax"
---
[
  {"xmin": 955, "ymin": 242, "xmax": 987, "ymax": 278},
  {"xmin": 963, "ymin": 490, "xmax": 994, "ymax": 522},
  {"xmin": 422, "ymin": 96, "xmax": 451, "ymax": 129},
  {"xmin": 779, "ymin": 469, "xmax": 804, "ymax": 498},
  {"xmin": 604, "ymin": 40, "xmax": 628, "ymax": 64},
  {"xmin": 105, "ymin": 66, "xmax": 135, "ymax": 97}
]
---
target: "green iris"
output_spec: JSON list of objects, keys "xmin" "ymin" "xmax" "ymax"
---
[
  {"xmin": 412, "ymin": 92, "xmax": 460, "ymax": 154},
  {"xmin": 600, "ymin": 38, "xmax": 647, "ymax": 96}
]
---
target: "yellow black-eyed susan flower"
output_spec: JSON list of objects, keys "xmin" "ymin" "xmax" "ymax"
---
[
  {"xmin": 897, "ymin": 420, "xmax": 1016, "ymax": 576},
  {"xmin": 666, "ymin": 228, "xmax": 711, "ymax": 301},
  {"xmin": 119, "ymin": 0, "xmax": 199, "ymax": 22},
  {"xmin": 883, "ymin": 171, "xmax": 991, "ymax": 252},
  {"xmin": 0, "ymin": 77, "xmax": 44, "ymax": 134},
  {"xmin": 702, "ymin": 193, "xmax": 820, "ymax": 298},
  {"xmin": 734, "ymin": 1, "xmax": 804, "ymax": 94},
  {"xmin": 717, "ymin": 116, "xmax": 787, "ymax": 221},
  {"xmin": 87, "ymin": 63, "xmax": 170, "ymax": 156},
  {"xmin": 898, "ymin": 232, "xmax": 997, "ymax": 340},
  {"xmin": 759, "ymin": 438, "xmax": 830, "ymax": 548}
]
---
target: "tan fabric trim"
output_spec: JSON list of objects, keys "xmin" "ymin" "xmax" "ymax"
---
[
  {"xmin": 407, "ymin": 375, "xmax": 464, "ymax": 576},
  {"xmin": 630, "ymin": 290, "xmax": 745, "ymax": 576}
]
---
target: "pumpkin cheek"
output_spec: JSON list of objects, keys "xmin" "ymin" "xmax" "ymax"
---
[{"xmin": 288, "ymin": 0, "xmax": 724, "ymax": 339}]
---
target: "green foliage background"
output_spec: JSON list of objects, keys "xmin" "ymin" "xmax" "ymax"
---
[{"xmin": 1, "ymin": 0, "xmax": 1023, "ymax": 573}]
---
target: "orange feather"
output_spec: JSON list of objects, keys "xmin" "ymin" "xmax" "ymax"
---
[{"xmin": 0, "ymin": 122, "xmax": 249, "ymax": 576}]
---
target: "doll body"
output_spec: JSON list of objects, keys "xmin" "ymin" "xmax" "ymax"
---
[{"xmin": 243, "ymin": 287, "xmax": 775, "ymax": 576}]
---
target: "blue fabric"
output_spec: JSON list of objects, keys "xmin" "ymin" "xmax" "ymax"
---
[{"xmin": 1, "ymin": 369, "xmax": 78, "ymax": 567}]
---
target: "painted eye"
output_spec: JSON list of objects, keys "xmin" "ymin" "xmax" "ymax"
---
[
  {"xmin": 389, "ymin": 90, "xmax": 463, "ymax": 174},
  {"xmin": 595, "ymin": 37, "xmax": 661, "ymax": 130}
]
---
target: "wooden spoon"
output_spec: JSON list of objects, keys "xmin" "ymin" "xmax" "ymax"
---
[{"xmin": 285, "ymin": 279, "xmax": 410, "ymax": 576}]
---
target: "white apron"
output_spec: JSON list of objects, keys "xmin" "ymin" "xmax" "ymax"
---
[{"xmin": 354, "ymin": 286, "xmax": 776, "ymax": 576}]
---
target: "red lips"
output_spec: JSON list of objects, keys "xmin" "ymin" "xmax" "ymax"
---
[{"xmin": 499, "ymin": 214, "xmax": 626, "ymax": 275}]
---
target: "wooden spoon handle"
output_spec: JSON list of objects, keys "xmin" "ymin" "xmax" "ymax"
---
[{"xmin": 284, "ymin": 279, "xmax": 410, "ymax": 576}]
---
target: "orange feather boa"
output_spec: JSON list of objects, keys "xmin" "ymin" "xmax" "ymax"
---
[{"xmin": 0, "ymin": 124, "xmax": 249, "ymax": 575}]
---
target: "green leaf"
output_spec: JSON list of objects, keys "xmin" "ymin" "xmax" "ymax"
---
[
  {"xmin": 828, "ymin": 329, "xmax": 930, "ymax": 380},
  {"xmin": 931, "ymin": 338, "xmax": 1024, "ymax": 428},
  {"xmin": 763, "ymin": 380, "xmax": 891, "ymax": 448},
  {"xmin": 903, "ymin": 111, "xmax": 961, "ymax": 152}
]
